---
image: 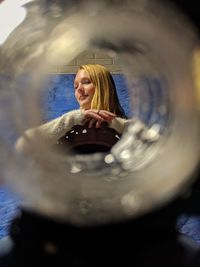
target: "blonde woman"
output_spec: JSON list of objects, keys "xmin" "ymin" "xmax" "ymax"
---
[{"xmin": 16, "ymin": 64, "xmax": 128, "ymax": 153}]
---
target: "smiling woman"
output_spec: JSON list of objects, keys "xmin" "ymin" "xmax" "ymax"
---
[
  {"xmin": 74, "ymin": 68, "xmax": 96, "ymax": 110},
  {"xmin": 1, "ymin": 0, "xmax": 200, "ymax": 265},
  {"xmin": 75, "ymin": 64, "xmax": 127, "ymax": 118},
  {"xmin": 15, "ymin": 64, "xmax": 132, "ymax": 154}
]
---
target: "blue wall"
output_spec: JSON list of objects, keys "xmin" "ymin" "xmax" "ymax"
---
[
  {"xmin": 41, "ymin": 74, "xmax": 169, "ymax": 131},
  {"xmin": 41, "ymin": 74, "xmax": 132, "ymax": 121}
]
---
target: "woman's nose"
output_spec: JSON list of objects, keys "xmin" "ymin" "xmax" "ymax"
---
[{"xmin": 77, "ymin": 83, "xmax": 84, "ymax": 93}]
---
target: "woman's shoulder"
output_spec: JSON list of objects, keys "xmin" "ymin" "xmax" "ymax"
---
[
  {"xmin": 62, "ymin": 109, "xmax": 81, "ymax": 115},
  {"xmin": 48, "ymin": 109, "xmax": 82, "ymax": 124},
  {"xmin": 61, "ymin": 109, "xmax": 84, "ymax": 124},
  {"xmin": 26, "ymin": 109, "xmax": 82, "ymax": 133},
  {"xmin": 62, "ymin": 109, "xmax": 82, "ymax": 118}
]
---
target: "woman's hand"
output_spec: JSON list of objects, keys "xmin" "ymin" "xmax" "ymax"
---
[{"xmin": 82, "ymin": 109, "xmax": 116, "ymax": 128}]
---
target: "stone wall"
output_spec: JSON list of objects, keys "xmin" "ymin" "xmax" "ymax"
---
[{"xmin": 49, "ymin": 50, "xmax": 122, "ymax": 74}]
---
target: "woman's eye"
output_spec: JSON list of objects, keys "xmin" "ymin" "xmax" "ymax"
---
[
  {"xmin": 74, "ymin": 80, "xmax": 91, "ymax": 89},
  {"xmin": 83, "ymin": 80, "xmax": 91, "ymax": 84}
]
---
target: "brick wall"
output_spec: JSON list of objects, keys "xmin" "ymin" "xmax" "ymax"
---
[{"xmin": 49, "ymin": 50, "xmax": 122, "ymax": 74}]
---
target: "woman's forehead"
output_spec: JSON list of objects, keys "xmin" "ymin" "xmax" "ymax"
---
[{"xmin": 75, "ymin": 69, "xmax": 89, "ymax": 81}]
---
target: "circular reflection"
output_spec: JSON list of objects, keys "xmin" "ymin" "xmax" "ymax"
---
[{"xmin": 0, "ymin": 0, "xmax": 199, "ymax": 225}]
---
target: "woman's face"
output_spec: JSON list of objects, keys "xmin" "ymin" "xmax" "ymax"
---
[{"xmin": 74, "ymin": 69, "xmax": 96, "ymax": 110}]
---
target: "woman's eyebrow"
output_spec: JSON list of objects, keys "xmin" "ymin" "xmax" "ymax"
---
[{"xmin": 82, "ymin": 77, "xmax": 90, "ymax": 81}]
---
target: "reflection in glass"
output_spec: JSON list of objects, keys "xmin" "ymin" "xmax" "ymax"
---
[{"xmin": 0, "ymin": 0, "xmax": 199, "ymax": 226}]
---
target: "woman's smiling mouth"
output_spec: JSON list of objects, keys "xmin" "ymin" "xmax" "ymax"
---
[{"xmin": 79, "ymin": 95, "xmax": 88, "ymax": 100}]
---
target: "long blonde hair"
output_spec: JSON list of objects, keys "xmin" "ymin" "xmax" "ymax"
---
[{"xmin": 79, "ymin": 64, "xmax": 126, "ymax": 118}]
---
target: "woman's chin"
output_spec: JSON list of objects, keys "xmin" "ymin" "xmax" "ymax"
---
[{"xmin": 79, "ymin": 102, "xmax": 91, "ymax": 110}]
